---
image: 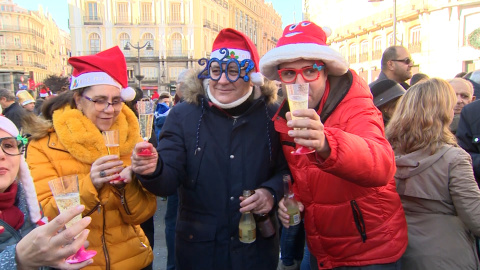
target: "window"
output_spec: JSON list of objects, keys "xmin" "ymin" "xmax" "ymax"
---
[
  {"xmin": 89, "ymin": 33, "xmax": 100, "ymax": 54},
  {"xmin": 142, "ymin": 67, "xmax": 158, "ymax": 79},
  {"xmin": 372, "ymin": 36, "xmax": 382, "ymax": 60},
  {"xmin": 171, "ymin": 33, "xmax": 183, "ymax": 56},
  {"xmin": 339, "ymin": 46, "xmax": 346, "ymax": 59},
  {"xmin": 410, "ymin": 26, "xmax": 421, "ymax": 45},
  {"xmin": 16, "ymin": 54, "xmax": 22, "ymax": 65},
  {"xmin": 170, "ymin": 2, "xmax": 181, "ymax": 23},
  {"xmin": 119, "ymin": 33, "xmax": 130, "ymax": 51},
  {"xmin": 349, "ymin": 43, "xmax": 357, "ymax": 63},
  {"xmin": 0, "ymin": 35, "xmax": 4, "ymax": 45},
  {"xmin": 14, "ymin": 36, "xmax": 21, "ymax": 47},
  {"xmin": 141, "ymin": 2, "xmax": 152, "ymax": 23},
  {"xmin": 387, "ymin": 33, "xmax": 394, "ymax": 47},
  {"xmin": 360, "ymin": 40, "xmax": 368, "ymax": 62},
  {"xmin": 142, "ymin": 33, "xmax": 154, "ymax": 56},
  {"xmin": 117, "ymin": 2, "xmax": 128, "ymax": 23},
  {"xmin": 87, "ymin": 2, "xmax": 98, "ymax": 20}
]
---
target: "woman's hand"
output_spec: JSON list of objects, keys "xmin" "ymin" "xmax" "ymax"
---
[
  {"xmin": 131, "ymin": 142, "xmax": 158, "ymax": 176},
  {"xmin": 239, "ymin": 188, "xmax": 275, "ymax": 215},
  {"xmin": 15, "ymin": 205, "xmax": 93, "ymax": 270},
  {"xmin": 277, "ymin": 197, "xmax": 304, "ymax": 229},
  {"xmin": 286, "ymin": 109, "xmax": 331, "ymax": 159},
  {"xmin": 90, "ymin": 155, "xmax": 124, "ymax": 190}
]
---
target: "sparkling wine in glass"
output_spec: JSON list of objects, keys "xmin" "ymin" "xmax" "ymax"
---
[
  {"xmin": 48, "ymin": 175, "xmax": 97, "ymax": 264},
  {"xmin": 137, "ymin": 99, "xmax": 155, "ymax": 156},
  {"xmin": 285, "ymin": 83, "xmax": 315, "ymax": 155},
  {"xmin": 102, "ymin": 130, "xmax": 120, "ymax": 157}
]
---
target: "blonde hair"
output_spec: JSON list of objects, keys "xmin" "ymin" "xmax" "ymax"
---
[{"xmin": 386, "ymin": 78, "xmax": 458, "ymax": 154}]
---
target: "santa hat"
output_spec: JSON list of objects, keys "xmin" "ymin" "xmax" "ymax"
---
[
  {"xmin": 210, "ymin": 28, "xmax": 264, "ymax": 86},
  {"xmin": 260, "ymin": 21, "xmax": 349, "ymax": 81},
  {"xmin": 39, "ymin": 87, "xmax": 52, "ymax": 98},
  {"xmin": 68, "ymin": 46, "xmax": 136, "ymax": 101},
  {"xmin": 0, "ymin": 116, "xmax": 43, "ymax": 225},
  {"xmin": 16, "ymin": 90, "xmax": 35, "ymax": 106},
  {"xmin": 151, "ymin": 91, "xmax": 159, "ymax": 100}
]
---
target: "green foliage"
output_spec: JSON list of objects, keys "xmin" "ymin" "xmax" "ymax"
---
[{"xmin": 468, "ymin": 28, "xmax": 480, "ymax": 50}]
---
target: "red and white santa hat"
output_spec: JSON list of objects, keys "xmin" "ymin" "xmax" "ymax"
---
[
  {"xmin": 211, "ymin": 28, "xmax": 264, "ymax": 86},
  {"xmin": 68, "ymin": 46, "xmax": 136, "ymax": 101},
  {"xmin": 260, "ymin": 21, "xmax": 349, "ymax": 80},
  {"xmin": 39, "ymin": 87, "xmax": 52, "ymax": 98}
]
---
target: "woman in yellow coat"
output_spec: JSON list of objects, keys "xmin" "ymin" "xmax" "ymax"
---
[{"xmin": 26, "ymin": 46, "xmax": 157, "ymax": 269}]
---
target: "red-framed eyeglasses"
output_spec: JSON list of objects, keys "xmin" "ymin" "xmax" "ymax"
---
[{"xmin": 277, "ymin": 63, "xmax": 325, "ymax": 83}]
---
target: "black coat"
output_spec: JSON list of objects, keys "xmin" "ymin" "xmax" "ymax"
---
[
  {"xmin": 456, "ymin": 100, "xmax": 480, "ymax": 185},
  {"xmin": 3, "ymin": 102, "xmax": 26, "ymax": 130},
  {"xmin": 138, "ymin": 91, "xmax": 288, "ymax": 270}
]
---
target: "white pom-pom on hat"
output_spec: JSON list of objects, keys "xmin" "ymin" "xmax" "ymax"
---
[
  {"xmin": 323, "ymin": 26, "xmax": 332, "ymax": 38},
  {"xmin": 250, "ymin": 72, "xmax": 264, "ymax": 86},
  {"xmin": 121, "ymin": 86, "xmax": 136, "ymax": 101}
]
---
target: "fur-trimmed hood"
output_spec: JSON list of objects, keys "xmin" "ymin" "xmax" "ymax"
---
[{"xmin": 181, "ymin": 68, "xmax": 278, "ymax": 105}]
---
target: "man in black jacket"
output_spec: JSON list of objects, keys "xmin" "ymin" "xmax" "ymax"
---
[
  {"xmin": 456, "ymin": 100, "xmax": 480, "ymax": 185},
  {"xmin": 0, "ymin": 88, "xmax": 27, "ymax": 130}
]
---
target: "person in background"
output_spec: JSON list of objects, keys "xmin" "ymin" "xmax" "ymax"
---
[
  {"xmin": 386, "ymin": 78, "xmax": 480, "ymax": 269},
  {"xmin": 33, "ymin": 86, "xmax": 54, "ymax": 116},
  {"xmin": 448, "ymin": 78, "xmax": 475, "ymax": 134},
  {"xmin": 16, "ymin": 90, "xmax": 36, "ymax": 113},
  {"xmin": 132, "ymin": 28, "xmax": 288, "ymax": 270},
  {"xmin": 370, "ymin": 79, "xmax": 406, "ymax": 125},
  {"xmin": 409, "ymin": 72, "xmax": 429, "ymax": 86},
  {"xmin": 260, "ymin": 21, "xmax": 407, "ymax": 270},
  {"xmin": 0, "ymin": 89, "xmax": 28, "ymax": 130},
  {"xmin": 370, "ymin": 45, "xmax": 413, "ymax": 90},
  {"xmin": 25, "ymin": 46, "xmax": 157, "ymax": 270},
  {"xmin": 0, "ymin": 116, "xmax": 93, "ymax": 269},
  {"xmin": 154, "ymin": 91, "xmax": 172, "ymax": 139}
]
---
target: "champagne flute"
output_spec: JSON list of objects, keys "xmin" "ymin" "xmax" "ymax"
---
[
  {"xmin": 102, "ymin": 130, "xmax": 122, "ymax": 181},
  {"xmin": 285, "ymin": 83, "xmax": 315, "ymax": 155},
  {"xmin": 48, "ymin": 175, "xmax": 97, "ymax": 264},
  {"xmin": 137, "ymin": 99, "xmax": 155, "ymax": 156}
]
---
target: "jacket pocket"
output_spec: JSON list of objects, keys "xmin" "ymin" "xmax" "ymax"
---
[
  {"xmin": 350, "ymin": 200, "xmax": 367, "ymax": 243},
  {"xmin": 184, "ymin": 141, "xmax": 207, "ymax": 190}
]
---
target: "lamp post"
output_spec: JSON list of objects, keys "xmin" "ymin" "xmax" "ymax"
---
[
  {"xmin": 124, "ymin": 41, "xmax": 153, "ymax": 89},
  {"xmin": 369, "ymin": 0, "xmax": 397, "ymax": 45}
]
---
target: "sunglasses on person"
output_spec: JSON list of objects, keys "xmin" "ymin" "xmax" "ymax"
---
[
  {"xmin": 277, "ymin": 62, "xmax": 325, "ymax": 84},
  {"xmin": 391, "ymin": 58, "xmax": 413, "ymax": 65},
  {"xmin": 0, "ymin": 136, "xmax": 26, "ymax": 156}
]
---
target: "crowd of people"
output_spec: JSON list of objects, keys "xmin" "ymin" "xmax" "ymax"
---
[{"xmin": 0, "ymin": 20, "xmax": 480, "ymax": 270}]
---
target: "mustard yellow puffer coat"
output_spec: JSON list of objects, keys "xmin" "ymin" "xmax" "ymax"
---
[{"xmin": 26, "ymin": 105, "xmax": 157, "ymax": 270}]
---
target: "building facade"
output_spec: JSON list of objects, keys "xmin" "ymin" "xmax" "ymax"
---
[
  {"xmin": 306, "ymin": 0, "xmax": 480, "ymax": 84},
  {"xmin": 0, "ymin": 0, "xmax": 71, "ymax": 93},
  {"xmin": 68, "ymin": 0, "xmax": 282, "ymax": 96}
]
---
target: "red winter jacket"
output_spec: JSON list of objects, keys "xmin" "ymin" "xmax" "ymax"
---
[{"xmin": 273, "ymin": 70, "xmax": 408, "ymax": 269}]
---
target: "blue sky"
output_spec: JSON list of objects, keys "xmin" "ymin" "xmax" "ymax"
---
[{"xmin": 12, "ymin": 0, "xmax": 302, "ymax": 32}]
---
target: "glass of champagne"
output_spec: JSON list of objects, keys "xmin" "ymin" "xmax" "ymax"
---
[
  {"xmin": 102, "ymin": 130, "xmax": 122, "ymax": 181},
  {"xmin": 285, "ymin": 83, "xmax": 315, "ymax": 155},
  {"xmin": 48, "ymin": 175, "xmax": 97, "ymax": 264},
  {"xmin": 137, "ymin": 99, "xmax": 155, "ymax": 156}
]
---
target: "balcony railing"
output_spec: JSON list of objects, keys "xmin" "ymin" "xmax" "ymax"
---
[
  {"xmin": 84, "ymin": 16, "xmax": 103, "ymax": 25},
  {"xmin": 0, "ymin": 24, "xmax": 44, "ymax": 38},
  {"xmin": 348, "ymin": 55, "xmax": 357, "ymax": 64},
  {"xmin": 372, "ymin": 50, "xmax": 382, "ymax": 60},
  {"xmin": 203, "ymin": 20, "xmax": 220, "ymax": 32},
  {"xmin": 359, "ymin": 52, "xmax": 368, "ymax": 62},
  {"xmin": 166, "ymin": 50, "xmax": 189, "ymax": 59},
  {"xmin": 408, "ymin": 42, "xmax": 422, "ymax": 53}
]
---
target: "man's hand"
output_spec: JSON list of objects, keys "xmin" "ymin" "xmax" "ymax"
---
[
  {"xmin": 239, "ymin": 188, "xmax": 275, "ymax": 215},
  {"xmin": 286, "ymin": 109, "xmax": 331, "ymax": 159},
  {"xmin": 277, "ymin": 197, "xmax": 304, "ymax": 228},
  {"xmin": 131, "ymin": 142, "xmax": 158, "ymax": 175},
  {"xmin": 16, "ymin": 205, "xmax": 93, "ymax": 270}
]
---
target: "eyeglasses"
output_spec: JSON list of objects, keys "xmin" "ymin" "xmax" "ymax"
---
[
  {"xmin": 83, "ymin": 96, "xmax": 123, "ymax": 112},
  {"xmin": 391, "ymin": 58, "xmax": 413, "ymax": 65},
  {"xmin": 0, "ymin": 137, "xmax": 24, "ymax": 156},
  {"xmin": 209, "ymin": 61, "xmax": 250, "ymax": 83},
  {"xmin": 277, "ymin": 64, "xmax": 325, "ymax": 84}
]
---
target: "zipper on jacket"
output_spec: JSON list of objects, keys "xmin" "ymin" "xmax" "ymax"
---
[
  {"xmin": 0, "ymin": 220, "xmax": 22, "ymax": 242},
  {"xmin": 101, "ymin": 206, "xmax": 110, "ymax": 270},
  {"xmin": 120, "ymin": 188, "xmax": 131, "ymax": 215},
  {"xmin": 350, "ymin": 200, "xmax": 367, "ymax": 243}
]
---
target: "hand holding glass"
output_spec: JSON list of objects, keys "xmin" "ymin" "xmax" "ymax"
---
[
  {"xmin": 137, "ymin": 100, "xmax": 155, "ymax": 156},
  {"xmin": 48, "ymin": 175, "xmax": 97, "ymax": 264},
  {"xmin": 285, "ymin": 83, "xmax": 315, "ymax": 155},
  {"xmin": 102, "ymin": 130, "xmax": 123, "ymax": 181}
]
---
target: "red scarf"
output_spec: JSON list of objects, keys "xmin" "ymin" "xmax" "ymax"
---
[{"xmin": 0, "ymin": 182, "xmax": 25, "ymax": 230}]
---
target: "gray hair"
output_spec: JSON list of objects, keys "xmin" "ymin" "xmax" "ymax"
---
[{"xmin": 0, "ymin": 88, "xmax": 16, "ymax": 101}]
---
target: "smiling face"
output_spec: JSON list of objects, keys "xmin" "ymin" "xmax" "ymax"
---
[
  {"xmin": 279, "ymin": 59, "xmax": 328, "ymax": 109},
  {"xmin": 0, "ymin": 130, "xmax": 20, "ymax": 193},
  {"xmin": 75, "ymin": 85, "xmax": 122, "ymax": 131},
  {"xmin": 208, "ymin": 62, "xmax": 252, "ymax": 104}
]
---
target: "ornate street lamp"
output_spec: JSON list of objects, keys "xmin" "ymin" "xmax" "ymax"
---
[{"xmin": 124, "ymin": 41, "xmax": 153, "ymax": 89}]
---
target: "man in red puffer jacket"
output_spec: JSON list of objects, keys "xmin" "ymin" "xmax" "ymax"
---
[{"xmin": 260, "ymin": 21, "xmax": 408, "ymax": 270}]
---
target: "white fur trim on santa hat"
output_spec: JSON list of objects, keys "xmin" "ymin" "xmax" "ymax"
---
[
  {"xmin": 70, "ymin": 72, "xmax": 122, "ymax": 90},
  {"xmin": 121, "ymin": 86, "xmax": 136, "ymax": 102},
  {"xmin": 0, "ymin": 116, "xmax": 42, "ymax": 224},
  {"xmin": 211, "ymin": 48, "xmax": 251, "ymax": 61},
  {"xmin": 259, "ymin": 43, "xmax": 349, "ymax": 81}
]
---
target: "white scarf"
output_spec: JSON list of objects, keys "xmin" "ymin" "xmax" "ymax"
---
[{"xmin": 206, "ymin": 84, "xmax": 253, "ymax": 109}]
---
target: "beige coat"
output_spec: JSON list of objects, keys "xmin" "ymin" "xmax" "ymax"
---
[{"xmin": 395, "ymin": 144, "xmax": 480, "ymax": 270}]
